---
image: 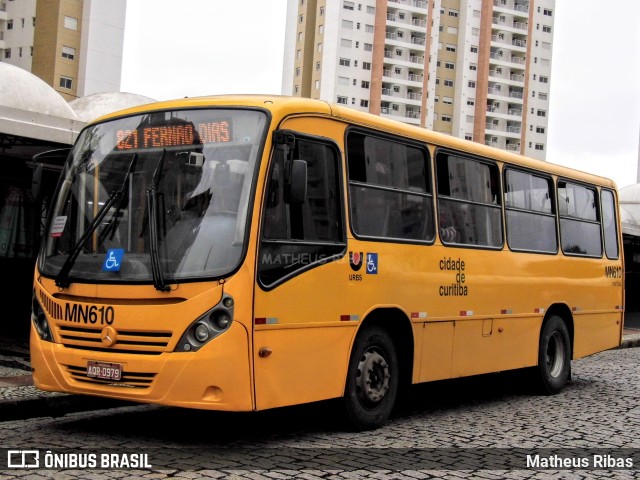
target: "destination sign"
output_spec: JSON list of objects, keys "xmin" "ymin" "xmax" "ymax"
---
[{"xmin": 116, "ymin": 120, "xmax": 232, "ymax": 150}]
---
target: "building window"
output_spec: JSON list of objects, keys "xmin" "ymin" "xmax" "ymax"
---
[
  {"xmin": 446, "ymin": 44, "xmax": 456, "ymax": 52},
  {"xmin": 338, "ymin": 76, "xmax": 349, "ymax": 85},
  {"xmin": 362, "ymin": 62, "xmax": 371, "ymax": 70},
  {"xmin": 467, "ymin": 99, "xmax": 475, "ymax": 106},
  {"xmin": 447, "ymin": 26, "xmax": 458, "ymax": 34},
  {"xmin": 337, "ymin": 96, "xmax": 348, "ymax": 104},
  {"xmin": 365, "ymin": 24, "xmax": 374, "ymax": 33},
  {"xmin": 297, "ymin": 32, "xmax": 303, "ymax": 41},
  {"xmin": 296, "ymin": 49, "xmax": 301, "ymax": 59},
  {"xmin": 445, "ymin": 62, "xmax": 455, "ymax": 70},
  {"xmin": 4, "ymin": 49, "xmax": 11, "ymax": 59},
  {"xmin": 364, "ymin": 43, "xmax": 373, "ymax": 51},
  {"xmin": 64, "ymin": 16, "xmax": 78, "ymax": 30},
  {"xmin": 470, "ymin": 45, "xmax": 478, "ymax": 53},
  {"xmin": 444, "ymin": 79, "xmax": 454, "ymax": 87},
  {"xmin": 361, "ymin": 81, "xmax": 370, "ymax": 89},
  {"xmin": 33, "ymin": 17, "xmax": 36, "ymax": 26},
  {"xmin": 315, "ymin": 80, "xmax": 320, "ymax": 90},
  {"xmin": 539, "ymin": 76, "xmax": 549, "ymax": 83},
  {"xmin": 62, "ymin": 46, "xmax": 76, "ymax": 60},
  {"xmin": 469, "ymin": 64, "xmax": 477, "ymax": 71},
  {"xmin": 536, "ymin": 126, "xmax": 545, "ymax": 134},
  {"xmin": 538, "ymin": 92, "xmax": 548, "ymax": 100},
  {"xmin": 543, "ymin": 8, "xmax": 552, "ymax": 16},
  {"xmin": 316, "ymin": 62, "xmax": 321, "ymax": 71},
  {"xmin": 543, "ymin": 25, "xmax": 552, "ymax": 33},
  {"xmin": 442, "ymin": 115, "xmax": 452, "ymax": 122},
  {"xmin": 535, "ymin": 144, "xmax": 544, "ymax": 151},
  {"xmin": 318, "ymin": 24, "xmax": 324, "ymax": 34},
  {"xmin": 343, "ymin": 1, "xmax": 355, "ymax": 10},
  {"xmin": 340, "ymin": 38, "xmax": 352, "ymax": 48},
  {"xmin": 342, "ymin": 20, "xmax": 353, "ymax": 29},
  {"xmin": 59, "ymin": 76, "xmax": 73, "ymax": 89},
  {"xmin": 367, "ymin": 6, "xmax": 375, "ymax": 14},
  {"xmin": 294, "ymin": 85, "xmax": 300, "ymax": 94},
  {"xmin": 299, "ymin": 14, "xmax": 304, "ymax": 23},
  {"xmin": 339, "ymin": 58, "xmax": 351, "ymax": 66},
  {"xmin": 7, "ymin": 19, "xmax": 13, "ymax": 30},
  {"xmin": 360, "ymin": 99, "xmax": 369, "ymax": 108},
  {"xmin": 318, "ymin": 42, "xmax": 323, "ymax": 52},
  {"xmin": 443, "ymin": 97, "xmax": 453, "ymax": 105},
  {"xmin": 468, "ymin": 80, "xmax": 476, "ymax": 88},
  {"xmin": 295, "ymin": 67, "xmax": 301, "ymax": 76},
  {"xmin": 448, "ymin": 10, "xmax": 459, "ymax": 17},
  {"xmin": 537, "ymin": 109, "xmax": 546, "ymax": 117},
  {"xmin": 320, "ymin": 6, "xmax": 324, "ymax": 15}
]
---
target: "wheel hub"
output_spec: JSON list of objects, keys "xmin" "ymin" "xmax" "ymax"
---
[{"xmin": 356, "ymin": 349, "xmax": 390, "ymax": 405}]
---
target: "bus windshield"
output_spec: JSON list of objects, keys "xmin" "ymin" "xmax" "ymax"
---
[{"xmin": 40, "ymin": 108, "xmax": 267, "ymax": 287}]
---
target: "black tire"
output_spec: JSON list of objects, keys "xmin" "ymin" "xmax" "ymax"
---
[
  {"xmin": 535, "ymin": 315, "xmax": 571, "ymax": 394},
  {"xmin": 343, "ymin": 326, "xmax": 399, "ymax": 431}
]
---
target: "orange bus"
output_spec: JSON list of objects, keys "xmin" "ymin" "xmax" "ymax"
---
[{"xmin": 31, "ymin": 96, "xmax": 624, "ymax": 430}]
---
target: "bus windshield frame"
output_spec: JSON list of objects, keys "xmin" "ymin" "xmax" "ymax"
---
[{"xmin": 38, "ymin": 107, "xmax": 269, "ymax": 287}]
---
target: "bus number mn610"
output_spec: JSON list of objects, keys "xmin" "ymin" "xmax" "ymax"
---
[{"xmin": 64, "ymin": 304, "xmax": 115, "ymax": 325}]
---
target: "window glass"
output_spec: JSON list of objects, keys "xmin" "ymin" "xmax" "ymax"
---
[
  {"xmin": 347, "ymin": 132, "xmax": 434, "ymax": 242},
  {"xmin": 558, "ymin": 181, "xmax": 602, "ymax": 256},
  {"xmin": 260, "ymin": 134, "xmax": 345, "ymax": 286},
  {"xmin": 504, "ymin": 169, "xmax": 556, "ymax": 252},
  {"xmin": 601, "ymin": 189, "xmax": 619, "ymax": 259},
  {"xmin": 436, "ymin": 153, "xmax": 502, "ymax": 248}
]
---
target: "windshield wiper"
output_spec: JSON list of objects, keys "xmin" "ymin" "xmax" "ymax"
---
[
  {"xmin": 146, "ymin": 149, "xmax": 171, "ymax": 292},
  {"xmin": 55, "ymin": 154, "xmax": 139, "ymax": 289},
  {"xmin": 98, "ymin": 153, "xmax": 138, "ymax": 244}
]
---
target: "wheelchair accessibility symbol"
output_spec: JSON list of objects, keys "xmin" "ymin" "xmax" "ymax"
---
[
  {"xmin": 102, "ymin": 249, "xmax": 124, "ymax": 272},
  {"xmin": 366, "ymin": 253, "xmax": 378, "ymax": 275}
]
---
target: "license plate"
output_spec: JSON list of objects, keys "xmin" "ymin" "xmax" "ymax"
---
[{"xmin": 87, "ymin": 361, "xmax": 122, "ymax": 381}]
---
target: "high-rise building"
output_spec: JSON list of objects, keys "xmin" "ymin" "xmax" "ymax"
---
[
  {"xmin": 0, "ymin": 0, "xmax": 126, "ymax": 101},
  {"xmin": 282, "ymin": 0, "xmax": 555, "ymax": 160}
]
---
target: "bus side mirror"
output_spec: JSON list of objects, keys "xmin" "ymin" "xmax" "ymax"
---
[{"xmin": 287, "ymin": 159, "xmax": 307, "ymax": 204}]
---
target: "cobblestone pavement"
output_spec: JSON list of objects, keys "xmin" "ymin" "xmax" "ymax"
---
[{"xmin": 0, "ymin": 347, "xmax": 638, "ymax": 479}]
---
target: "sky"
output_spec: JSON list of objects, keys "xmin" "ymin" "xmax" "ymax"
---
[{"xmin": 120, "ymin": 0, "xmax": 640, "ymax": 189}]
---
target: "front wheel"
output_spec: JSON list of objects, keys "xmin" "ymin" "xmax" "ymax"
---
[
  {"xmin": 535, "ymin": 315, "xmax": 571, "ymax": 394},
  {"xmin": 343, "ymin": 326, "xmax": 398, "ymax": 431}
]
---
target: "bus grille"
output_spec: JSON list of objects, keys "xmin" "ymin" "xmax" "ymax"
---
[
  {"xmin": 56, "ymin": 325, "xmax": 172, "ymax": 355},
  {"xmin": 40, "ymin": 291, "xmax": 63, "ymax": 320},
  {"xmin": 63, "ymin": 364, "xmax": 155, "ymax": 389}
]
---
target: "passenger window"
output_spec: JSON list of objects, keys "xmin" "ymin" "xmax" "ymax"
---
[
  {"xmin": 436, "ymin": 152, "xmax": 502, "ymax": 248},
  {"xmin": 601, "ymin": 189, "xmax": 619, "ymax": 259},
  {"xmin": 347, "ymin": 131, "xmax": 434, "ymax": 242},
  {"xmin": 558, "ymin": 181, "xmax": 602, "ymax": 256},
  {"xmin": 504, "ymin": 169, "xmax": 557, "ymax": 253}
]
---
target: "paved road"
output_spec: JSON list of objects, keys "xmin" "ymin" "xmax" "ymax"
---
[{"xmin": 0, "ymin": 347, "xmax": 638, "ymax": 479}]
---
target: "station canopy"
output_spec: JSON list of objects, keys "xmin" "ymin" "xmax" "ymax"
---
[
  {"xmin": 620, "ymin": 183, "xmax": 640, "ymax": 237},
  {"xmin": 0, "ymin": 62, "xmax": 156, "ymax": 162}
]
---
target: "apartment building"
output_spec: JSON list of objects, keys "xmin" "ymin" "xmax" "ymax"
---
[
  {"xmin": 0, "ymin": 0, "xmax": 126, "ymax": 101},
  {"xmin": 282, "ymin": 0, "xmax": 555, "ymax": 159}
]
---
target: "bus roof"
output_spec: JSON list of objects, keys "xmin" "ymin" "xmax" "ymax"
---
[{"xmin": 92, "ymin": 94, "xmax": 617, "ymax": 190}]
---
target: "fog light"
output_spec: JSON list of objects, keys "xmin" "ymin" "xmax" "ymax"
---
[{"xmin": 194, "ymin": 322, "xmax": 209, "ymax": 342}]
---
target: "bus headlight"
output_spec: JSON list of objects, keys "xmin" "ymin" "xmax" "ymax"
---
[
  {"xmin": 194, "ymin": 322, "xmax": 210, "ymax": 342},
  {"xmin": 32, "ymin": 292, "xmax": 53, "ymax": 342},
  {"xmin": 175, "ymin": 294, "xmax": 234, "ymax": 352}
]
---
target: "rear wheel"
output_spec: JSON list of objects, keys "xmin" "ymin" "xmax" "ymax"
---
[
  {"xmin": 536, "ymin": 315, "xmax": 571, "ymax": 394},
  {"xmin": 343, "ymin": 326, "xmax": 398, "ymax": 431}
]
